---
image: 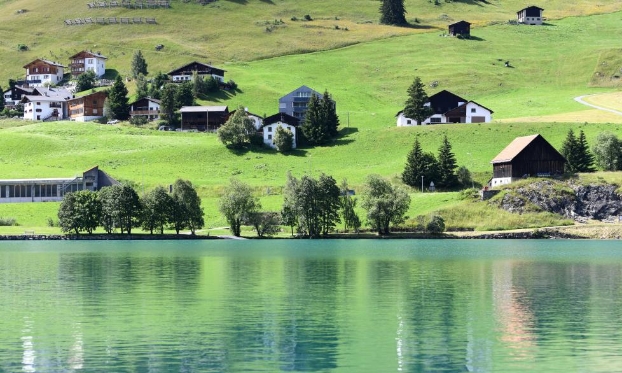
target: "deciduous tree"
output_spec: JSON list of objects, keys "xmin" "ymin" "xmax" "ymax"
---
[
  {"xmin": 219, "ymin": 178, "xmax": 260, "ymax": 237},
  {"xmin": 273, "ymin": 125, "xmax": 294, "ymax": 152},
  {"xmin": 172, "ymin": 179, "xmax": 204, "ymax": 235},
  {"xmin": 141, "ymin": 186, "xmax": 174, "ymax": 234},
  {"xmin": 361, "ymin": 174, "xmax": 410, "ymax": 235},
  {"xmin": 58, "ymin": 190, "xmax": 101, "ymax": 235},
  {"xmin": 592, "ymin": 132, "xmax": 622, "ymax": 171},
  {"xmin": 75, "ymin": 70, "xmax": 97, "ymax": 92},
  {"xmin": 98, "ymin": 184, "xmax": 142, "ymax": 235},
  {"xmin": 245, "ymin": 211, "xmax": 281, "ymax": 237},
  {"xmin": 217, "ymin": 106, "xmax": 256, "ymax": 148},
  {"xmin": 340, "ymin": 179, "xmax": 361, "ymax": 233}
]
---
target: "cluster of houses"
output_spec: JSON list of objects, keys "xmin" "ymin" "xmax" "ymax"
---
[{"xmin": 448, "ymin": 6, "xmax": 545, "ymax": 38}]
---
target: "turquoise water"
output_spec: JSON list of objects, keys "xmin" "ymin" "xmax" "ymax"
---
[{"xmin": 1, "ymin": 239, "xmax": 622, "ymax": 372}]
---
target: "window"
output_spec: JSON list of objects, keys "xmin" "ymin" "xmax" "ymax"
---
[
  {"xmin": 471, "ymin": 108, "xmax": 476, "ymax": 113},
  {"xmin": 407, "ymin": 119, "xmax": 411, "ymax": 124},
  {"xmin": 93, "ymin": 109, "xmax": 98, "ymax": 114},
  {"xmin": 268, "ymin": 127, "xmax": 272, "ymax": 132},
  {"xmin": 44, "ymin": 75, "xmax": 49, "ymax": 79},
  {"xmin": 268, "ymin": 134, "xmax": 272, "ymax": 140},
  {"xmin": 430, "ymin": 117, "xmax": 442, "ymax": 123},
  {"xmin": 93, "ymin": 100, "xmax": 97, "ymax": 105},
  {"xmin": 36, "ymin": 109, "xmax": 42, "ymax": 112}
]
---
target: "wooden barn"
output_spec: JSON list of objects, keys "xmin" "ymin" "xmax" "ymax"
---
[
  {"xmin": 490, "ymin": 134, "xmax": 566, "ymax": 187},
  {"xmin": 178, "ymin": 106, "xmax": 229, "ymax": 131},
  {"xmin": 448, "ymin": 21, "xmax": 471, "ymax": 37},
  {"xmin": 68, "ymin": 91, "xmax": 108, "ymax": 122}
]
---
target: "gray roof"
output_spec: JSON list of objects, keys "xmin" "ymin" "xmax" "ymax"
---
[
  {"xmin": 22, "ymin": 95, "xmax": 67, "ymax": 103},
  {"xmin": 179, "ymin": 106, "xmax": 228, "ymax": 113}
]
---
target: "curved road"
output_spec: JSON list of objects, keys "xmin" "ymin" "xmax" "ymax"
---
[{"xmin": 574, "ymin": 95, "xmax": 622, "ymax": 116}]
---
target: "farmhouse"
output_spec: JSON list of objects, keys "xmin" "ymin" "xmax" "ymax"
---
[
  {"xmin": 68, "ymin": 91, "xmax": 108, "ymax": 122},
  {"xmin": 0, "ymin": 166, "xmax": 118, "ymax": 203},
  {"xmin": 262, "ymin": 113, "xmax": 300, "ymax": 149},
  {"xmin": 448, "ymin": 21, "xmax": 471, "ymax": 37},
  {"xmin": 229, "ymin": 108, "xmax": 264, "ymax": 130},
  {"xmin": 396, "ymin": 90, "xmax": 493, "ymax": 126},
  {"xmin": 517, "ymin": 6, "xmax": 544, "ymax": 25},
  {"xmin": 20, "ymin": 87, "xmax": 73, "ymax": 121},
  {"xmin": 3, "ymin": 85, "xmax": 33, "ymax": 108},
  {"xmin": 279, "ymin": 85, "xmax": 328, "ymax": 120},
  {"xmin": 69, "ymin": 50, "xmax": 107, "ymax": 78},
  {"xmin": 23, "ymin": 59, "xmax": 65, "ymax": 87},
  {"xmin": 178, "ymin": 105, "xmax": 229, "ymax": 131},
  {"xmin": 490, "ymin": 134, "xmax": 565, "ymax": 187},
  {"xmin": 129, "ymin": 97, "xmax": 161, "ymax": 121},
  {"xmin": 167, "ymin": 61, "xmax": 226, "ymax": 83}
]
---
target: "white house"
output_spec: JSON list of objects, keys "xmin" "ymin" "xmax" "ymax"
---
[
  {"xmin": 167, "ymin": 61, "xmax": 226, "ymax": 83},
  {"xmin": 397, "ymin": 90, "xmax": 493, "ymax": 126},
  {"xmin": 23, "ymin": 59, "xmax": 65, "ymax": 87},
  {"xmin": 262, "ymin": 113, "xmax": 300, "ymax": 149},
  {"xmin": 69, "ymin": 51, "xmax": 107, "ymax": 78},
  {"xmin": 129, "ymin": 97, "xmax": 161, "ymax": 121},
  {"xmin": 20, "ymin": 87, "xmax": 73, "ymax": 121}
]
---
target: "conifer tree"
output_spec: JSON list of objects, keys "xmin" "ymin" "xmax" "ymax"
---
[
  {"xmin": 135, "ymin": 73, "xmax": 149, "ymax": 99},
  {"xmin": 301, "ymin": 93, "xmax": 327, "ymax": 145},
  {"xmin": 560, "ymin": 129, "xmax": 579, "ymax": 173},
  {"xmin": 576, "ymin": 130, "xmax": 596, "ymax": 173},
  {"xmin": 402, "ymin": 136, "xmax": 424, "ymax": 187},
  {"xmin": 403, "ymin": 77, "xmax": 433, "ymax": 125},
  {"xmin": 0, "ymin": 85, "xmax": 4, "ymax": 112},
  {"xmin": 379, "ymin": 0, "xmax": 408, "ymax": 26},
  {"xmin": 130, "ymin": 50, "xmax": 148, "ymax": 79},
  {"xmin": 321, "ymin": 90, "xmax": 339, "ymax": 137},
  {"xmin": 107, "ymin": 75, "xmax": 129, "ymax": 120},
  {"xmin": 437, "ymin": 134, "xmax": 458, "ymax": 188}
]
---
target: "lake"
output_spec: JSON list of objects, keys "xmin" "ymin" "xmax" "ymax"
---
[{"xmin": 1, "ymin": 239, "xmax": 622, "ymax": 372}]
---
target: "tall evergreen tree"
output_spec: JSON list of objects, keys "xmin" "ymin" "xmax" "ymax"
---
[
  {"xmin": 437, "ymin": 134, "xmax": 458, "ymax": 188},
  {"xmin": 576, "ymin": 130, "xmax": 596, "ymax": 172},
  {"xmin": 402, "ymin": 137, "xmax": 439, "ymax": 189},
  {"xmin": 301, "ymin": 93, "xmax": 328, "ymax": 145},
  {"xmin": 0, "ymin": 85, "xmax": 4, "ymax": 112},
  {"xmin": 560, "ymin": 129, "xmax": 580, "ymax": 173},
  {"xmin": 403, "ymin": 77, "xmax": 433, "ymax": 125},
  {"xmin": 379, "ymin": 0, "xmax": 408, "ymax": 26},
  {"xmin": 148, "ymin": 72, "xmax": 169, "ymax": 99},
  {"xmin": 321, "ymin": 90, "xmax": 340, "ymax": 137},
  {"xmin": 107, "ymin": 75, "xmax": 129, "ymax": 120},
  {"xmin": 135, "ymin": 73, "xmax": 149, "ymax": 99},
  {"xmin": 130, "ymin": 50, "xmax": 148, "ymax": 79},
  {"xmin": 159, "ymin": 83, "xmax": 178, "ymax": 125}
]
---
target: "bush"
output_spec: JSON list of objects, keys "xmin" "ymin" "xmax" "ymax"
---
[
  {"xmin": 17, "ymin": 44, "xmax": 28, "ymax": 52},
  {"xmin": 304, "ymin": 14, "xmax": 312, "ymax": 21},
  {"xmin": 129, "ymin": 115, "xmax": 149, "ymax": 126},
  {"xmin": 0, "ymin": 217, "xmax": 17, "ymax": 226},
  {"xmin": 226, "ymin": 79, "xmax": 238, "ymax": 90},
  {"xmin": 426, "ymin": 215, "xmax": 445, "ymax": 234},
  {"xmin": 47, "ymin": 217, "xmax": 57, "ymax": 227}
]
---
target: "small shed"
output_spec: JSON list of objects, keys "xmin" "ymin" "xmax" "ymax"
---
[
  {"xmin": 490, "ymin": 134, "xmax": 565, "ymax": 187},
  {"xmin": 517, "ymin": 6, "xmax": 544, "ymax": 25},
  {"xmin": 448, "ymin": 21, "xmax": 471, "ymax": 37}
]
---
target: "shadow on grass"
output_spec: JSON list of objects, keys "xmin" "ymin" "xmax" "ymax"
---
[
  {"xmin": 401, "ymin": 23, "xmax": 437, "ymax": 30},
  {"xmin": 197, "ymin": 88, "xmax": 242, "ymax": 103},
  {"xmin": 258, "ymin": 0, "xmax": 275, "ymax": 3},
  {"xmin": 102, "ymin": 69, "xmax": 119, "ymax": 80},
  {"xmin": 225, "ymin": 145, "xmax": 308, "ymax": 157},
  {"xmin": 225, "ymin": 0, "xmax": 248, "ymax": 3},
  {"xmin": 451, "ymin": 0, "xmax": 490, "ymax": 5}
]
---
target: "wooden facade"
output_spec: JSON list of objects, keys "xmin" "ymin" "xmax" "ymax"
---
[
  {"xmin": 167, "ymin": 61, "xmax": 226, "ymax": 83},
  {"xmin": 129, "ymin": 97, "xmax": 161, "ymax": 120},
  {"xmin": 491, "ymin": 134, "xmax": 565, "ymax": 185},
  {"xmin": 68, "ymin": 91, "xmax": 108, "ymax": 121},
  {"xmin": 179, "ymin": 106, "xmax": 229, "ymax": 131},
  {"xmin": 448, "ymin": 21, "xmax": 471, "ymax": 37}
]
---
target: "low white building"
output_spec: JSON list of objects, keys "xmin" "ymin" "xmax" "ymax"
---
[
  {"xmin": 69, "ymin": 51, "xmax": 107, "ymax": 78},
  {"xmin": 397, "ymin": 90, "xmax": 493, "ymax": 126},
  {"xmin": 517, "ymin": 6, "xmax": 544, "ymax": 25},
  {"xmin": 23, "ymin": 59, "xmax": 65, "ymax": 87},
  {"xmin": 262, "ymin": 113, "xmax": 300, "ymax": 149},
  {"xmin": 167, "ymin": 61, "xmax": 226, "ymax": 83},
  {"xmin": 20, "ymin": 87, "xmax": 73, "ymax": 121}
]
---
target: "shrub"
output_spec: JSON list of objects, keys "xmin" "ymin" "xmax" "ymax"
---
[
  {"xmin": 47, "ymin": 217, "xmax": 57, "ymax": 227},
  {"xmin": 304, "ymin": 14, "xmax": 312, "ymax": 21},
  {"xmin": 426, "ymin": 215, "xmax": 445, "ymax": 234},
  {"xmin": 227, "ymin": 79, "xmax": 238, "ymax": 90},
  {"xmin": 291, "ymin": 16, "xmax": 298, "ymax": 21},
  {"xmin": 129, "ymin": 115, "xmax": 149, "ymax": 126},
  {"xmin": 0, "ymin": 217, "xmax": 17, "ymax": 226},
  {"xmin": 17, "ymin": 44, "xmax": 28, "ymax": 52}
]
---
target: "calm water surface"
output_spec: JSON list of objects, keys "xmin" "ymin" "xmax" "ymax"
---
[{"xmin": 1, "ymin": 239, "xmax": 622, "ymax": 372}]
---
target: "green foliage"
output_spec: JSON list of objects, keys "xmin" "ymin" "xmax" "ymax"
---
[
  {"xmin": 0, "ymin": 85, "xmax": 4, "ymax": 113},
  {"xmin": 436, "ymin": 134, "xmax": 458, "ymax": 188},
  {"xmin": 107, "ymin": 76, "xmax": 130, "ymax": 120},
  {"xmin": 426, "ymin": 215, "xmax": 445, "ymax": 234},
  {"xmin": 130, "ymin": 50, "xmax": 148, "ymax": 79},
  {"xmin": 129, "ymin": 115, "xmax": 149, "ymax": 126},
  {"xmin": 560, "ymin": 128, "xmax": 579, "ymax": 173},
  {"xmin": 58, "ymin": 190, "xmax": 101, "ymax": 235},
  {"xmin": 245, "ymin": 211, "xmax": 281, "ymax": 237},
  {"xmin": 135, "ymin": 73, "xmax": 149, "ymax": 99},
  {"xmin": 592, "ymin": 131, "xmax": 622, "ymax": 171},
  {"xmin": 457, "ymin": 166, "xmax": 473, "ymax": 188},
  {"xmin": 98, "ymin": 184, "xmax": 142, "ymax": 234},
  {"xmin": 301, "ymin": 91, "xmax": 339, "ymax": 145},
  {"xmin": 560, "ymin": 128, "xmax": 595, "ymax": 173},
  {"xmin": 361, "ymin": 174, "xmax": 410, "ymax": 235},
  {"xmin": 340, "ymin": 179, "xmax": 361, "ymax": 232},
  {"xmin": 141, "ymin": 186, "xmax": 174, "ymax": 234},
  {"xmin": 576, "ymin": 130, "xmax": 596, "ymax": 172},
  {"xmin": 75, "ymin": 70, "xmax": 97, "ymax": 93},
  {"xmin": 172, "ymin": 179, "xmax": 204, "ymax": 234},
  {"xmin": 403, "ymin": 77, "xmax": 432, "ymax": 125},
  {"xmin": 148, "ymin": 72, "xmax": 169, "ymax": 99},
  {"xmin": 219, "ymin": 178, "xmax": 260, "ymax": 237},
  {"xmin": 159, "ymin": 84, "xmax": 178, "ymax": 125},
  {"xmin": 175, "ymin": 82, "xmax": 195, "ymax": 108},
  {"xmin": 402, "ymin": 137, "xmax": 439, "ymax": 189},
  {"xmin": 379, "ymin": 0, "xmax": 407, "ymax": 26},
  {"xmin": 0, "ymin": 217, "xmax": 17, "ymax": 226},
  {"xmin": 217, "ymin": 106, "xmax": 256, "ymax": 148},
  {"xmin": 273, "ymin": 125, "xmax": 294, "ymax": 152}
]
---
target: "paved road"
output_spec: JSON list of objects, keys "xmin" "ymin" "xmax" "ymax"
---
[{"xmin": 574, "ymin": 95, "xmax": 622, "ymax": 116}]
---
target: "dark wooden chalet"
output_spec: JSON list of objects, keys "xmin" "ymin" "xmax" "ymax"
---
[
  {"xmin": 428, "ymin": 90, "xmax": 466, "ymax": 116},
  {"xmin": 490, "ymin": 134, "xmax": 565, "ymax": 186},
  {"xmin": 517, "ymin": 6, "xmax": 544, "ymax": 25},
  {"xmin": 179, "ymin": 106, "xmax": 229, "ymax": 131},
  {"xmin": 448, "ymin": 21, "xmax": 471, "ymax": 37},
  {"xmin": 68, "ymin": 91, "xmax": 108, "ymax": 121},
  {"xmin": 167, "ymin": 61, "xmax": 226, "ymax": 83},
  {"xmin": 129, "ymin": 97, "xmax": 161, "ymax": 121}
]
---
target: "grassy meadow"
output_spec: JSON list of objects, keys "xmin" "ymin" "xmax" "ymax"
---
[{"xmin": 2, "ymin": 1, "xmax": 622, "ymax": 234}]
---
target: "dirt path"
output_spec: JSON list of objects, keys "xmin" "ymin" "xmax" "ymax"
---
[{"xmin": 574, "ymin": 95, "xmax": 622, "ymax": 116}]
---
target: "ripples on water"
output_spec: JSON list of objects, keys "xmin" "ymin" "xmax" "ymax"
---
[{"xmin": 1, "ymin": 239, "xmax": 622, "ymax": 372}]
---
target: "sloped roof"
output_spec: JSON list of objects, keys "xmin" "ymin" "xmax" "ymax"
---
[
  {"xmin": 517, "ymin": 5, "xmax": 544, "ymax": 13},
  {"xmin": 178, "ymin": 106, "xmax": 228, "ymax": 113},
  {"xmin": 263, "ymin": 112, "xmax": 299, "ymax": 127},
  {"xmin": 167, "ymin": 61, "xmax": 226, "ymax": 76},
  {"xmin": 23, "ymin": 59, "xmax": 65, "ymax": 68},
  {"xmin": 280, "ymin": 85, "xmax": 322, "ymax": 99},
  {"xmin": 491, "ymin": 134, "xmax": 540, "ymax": 163},
  {"xmin": 69, "ymin": 50, "xmax": 107, "ymax": 59},
  {"xmin": 449, "ymin": 20, "xmax": 471, "ymax": 27},
  {"xmin": 128, "ymin": 96, "xmax": 161, "ymax": 106}
]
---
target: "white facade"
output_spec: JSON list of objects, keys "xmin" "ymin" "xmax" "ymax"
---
[
  {"xmin": 25, "ymin": 66, "xmax": 64, "ymax": 88},
  {"xmin": 396, "ymin": 101, "xmax": 492, "ymax": 126},
  {"xmin": 518, "ymin": 15, "xmax": 543, "ymax": 25},
  {"xmin": 22, "ymin": 97, "xmax": 65, "ymax": 121},
  {"xmin": 490, "ymin": 177, "xmax": 513, "ymax": 188},
  {"xmin": 170, "ymin": 72, "xmax": 223, "ymax": 83},
  {"xmin": 263, "ymin": 121, "xmax": 297, "ymax": 149},
  {"xmin": 84, "ymin": 56, "xmax": 106, "ymax": 77}
]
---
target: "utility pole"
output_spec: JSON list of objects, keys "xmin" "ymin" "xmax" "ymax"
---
[{"xmin": 421, "ymin": 175, "xmax": 424, "ymax": 193}]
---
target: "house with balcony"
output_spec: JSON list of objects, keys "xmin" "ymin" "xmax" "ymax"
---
[
  {"xmin": 68, "ymin": 91, "xmax": 108, "ymax": 122},
  {"xmin": 167, "ymin": 61, "xmax": 226, "ymax": 83},
  {"xmin": 129, "ymin": 97, "xmax": 161, "ymax": 121},
  {"xmin": 396, "ymin": 90, "xmax": 493, "ymax": 126},
  {"xmin": 23, "ymin": 59, "xmax": 65, "ymax": 87},
  {"xmin": 69, "ymin": 50, "xmax": 107, "ymax": 78},
  {"xmin": 20, "ymin": 87, "xmax": 73, "ymax": 121},
  {"xmin": 278, "ymin": 85, "xmax": 329, "ymax": 121},
  {"xmin": 3, "ymin": 85, "xmax": 33, "ymax": 108},
  {"xmin": 178, "ymin": 106, "xmax": 229, "ymax": 131}
]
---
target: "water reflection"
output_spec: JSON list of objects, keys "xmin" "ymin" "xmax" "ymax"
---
[{"xmin": 1, "ymin": 241, "xmax": 622, "ymax": 372}]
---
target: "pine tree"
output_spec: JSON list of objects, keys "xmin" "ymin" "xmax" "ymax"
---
[
  {"xmin": 321, "ymin": 90, "xmax": 339, "ymax": 137},
  {"xmin": 301, "ymin": 93, "xmax": 329, "ymax": 145},
  {"xmin": 379, "ymin": 0, "xmax": 408, "ymax": 26},
  {"xmin": 0, "ymin": 85, "xmax": 4, "ymax": 112},
  {"xmin": 107, "ymin": 75, "xmax": 129, "ymax": 120},
  {"xmin": 402, "ymin": 136, "xmax": 424, "ymax": 187},
  {"xmin": 560, "ymin": 129, "xmax": 579, "ymax": 173},
  {"xmin": 403, "ymin": 77, "xmax": 433, "ymax": 125},
  {"xmin": 130, "ymin": 50, "xmax": 148, "ymax": 79},
  {"xmin": 135, "ymin": 73, "xmax": 149, "ymax": 99},
  {"xmin": 437, "ymin": 134, "xmax": 458, "ymax": 188},
  {"xmin": 159, "ymin": 83, "xmax": 178, "ymax": 125},
  {"xmin": 576, "ymin": 130, "xmax": 596, "ymax": 172}
]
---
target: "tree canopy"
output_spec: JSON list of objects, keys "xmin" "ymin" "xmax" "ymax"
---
[
  {"xmin": 402, "ymin": 137, "xmax": 439, "ymax": 189},
  {"xmin": 219, "ymin": 178, "xmax": 260, "ymax": 237},
  {"xmin": 141, "ymin": 186, "xmax": 174, "ymax": 234},
  {"xmin": 301, "ymin": 90, "xmax": 339, "ymax": 145},
  {"xmin": 217, "ymin": 106, "xmax": 257, "ymax": 148},
  {"xmin": 172, "ymin": 179, "xmax": 204, "ymax": 234},
  {"xmin": 107, "ymin": 75, "xmax": 129, "ymax": 120},
  {"xmin": 75, "ymin": 70, "xmax": 97, "ymax": 92},
  {"xmin": 273, "ymin": 125, "xmax": 294, "ymax": 152},
  {"xmin": 379, "ymin": 0, "xmax": 408, "ymax": 26},
  {"xmin": 131, "ymin": 50, "xmax": 148, "ymax": 79},
  {"xmin": 403, "ymin": 77, "xmax": 432, "ymax": 125},
  {"xmin": 436, "ymin": 134, "xmax": 458, "ymax": 188},
  {"xmin": 361, "ymin": 174, "xmax": 410, "ymax": 235},
  {"xmin": 592, "ymin": 132, "xmax": 622, "ymax": 171},
  {"xmin": 58, "ymin": 190, "xmax": 101, "ymax": 235}
]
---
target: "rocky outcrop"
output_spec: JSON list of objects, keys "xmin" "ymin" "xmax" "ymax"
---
[{"xmin": 496, "ymin": 180, "xmax": 622, "ymax": 220}]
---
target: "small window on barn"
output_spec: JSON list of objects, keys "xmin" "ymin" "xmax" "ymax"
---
[{"xmin": 93, "ymin": 100, "xmax": 97, "ymax": 105}]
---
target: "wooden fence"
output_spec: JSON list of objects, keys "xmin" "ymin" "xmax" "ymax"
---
[
  {"xmin": 65, "ymin": 17, "xmax": 156, "ymax": 25},
  {"xmin": 87, "ymin": 0, "xmax": 170, "ymax": 8}
]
